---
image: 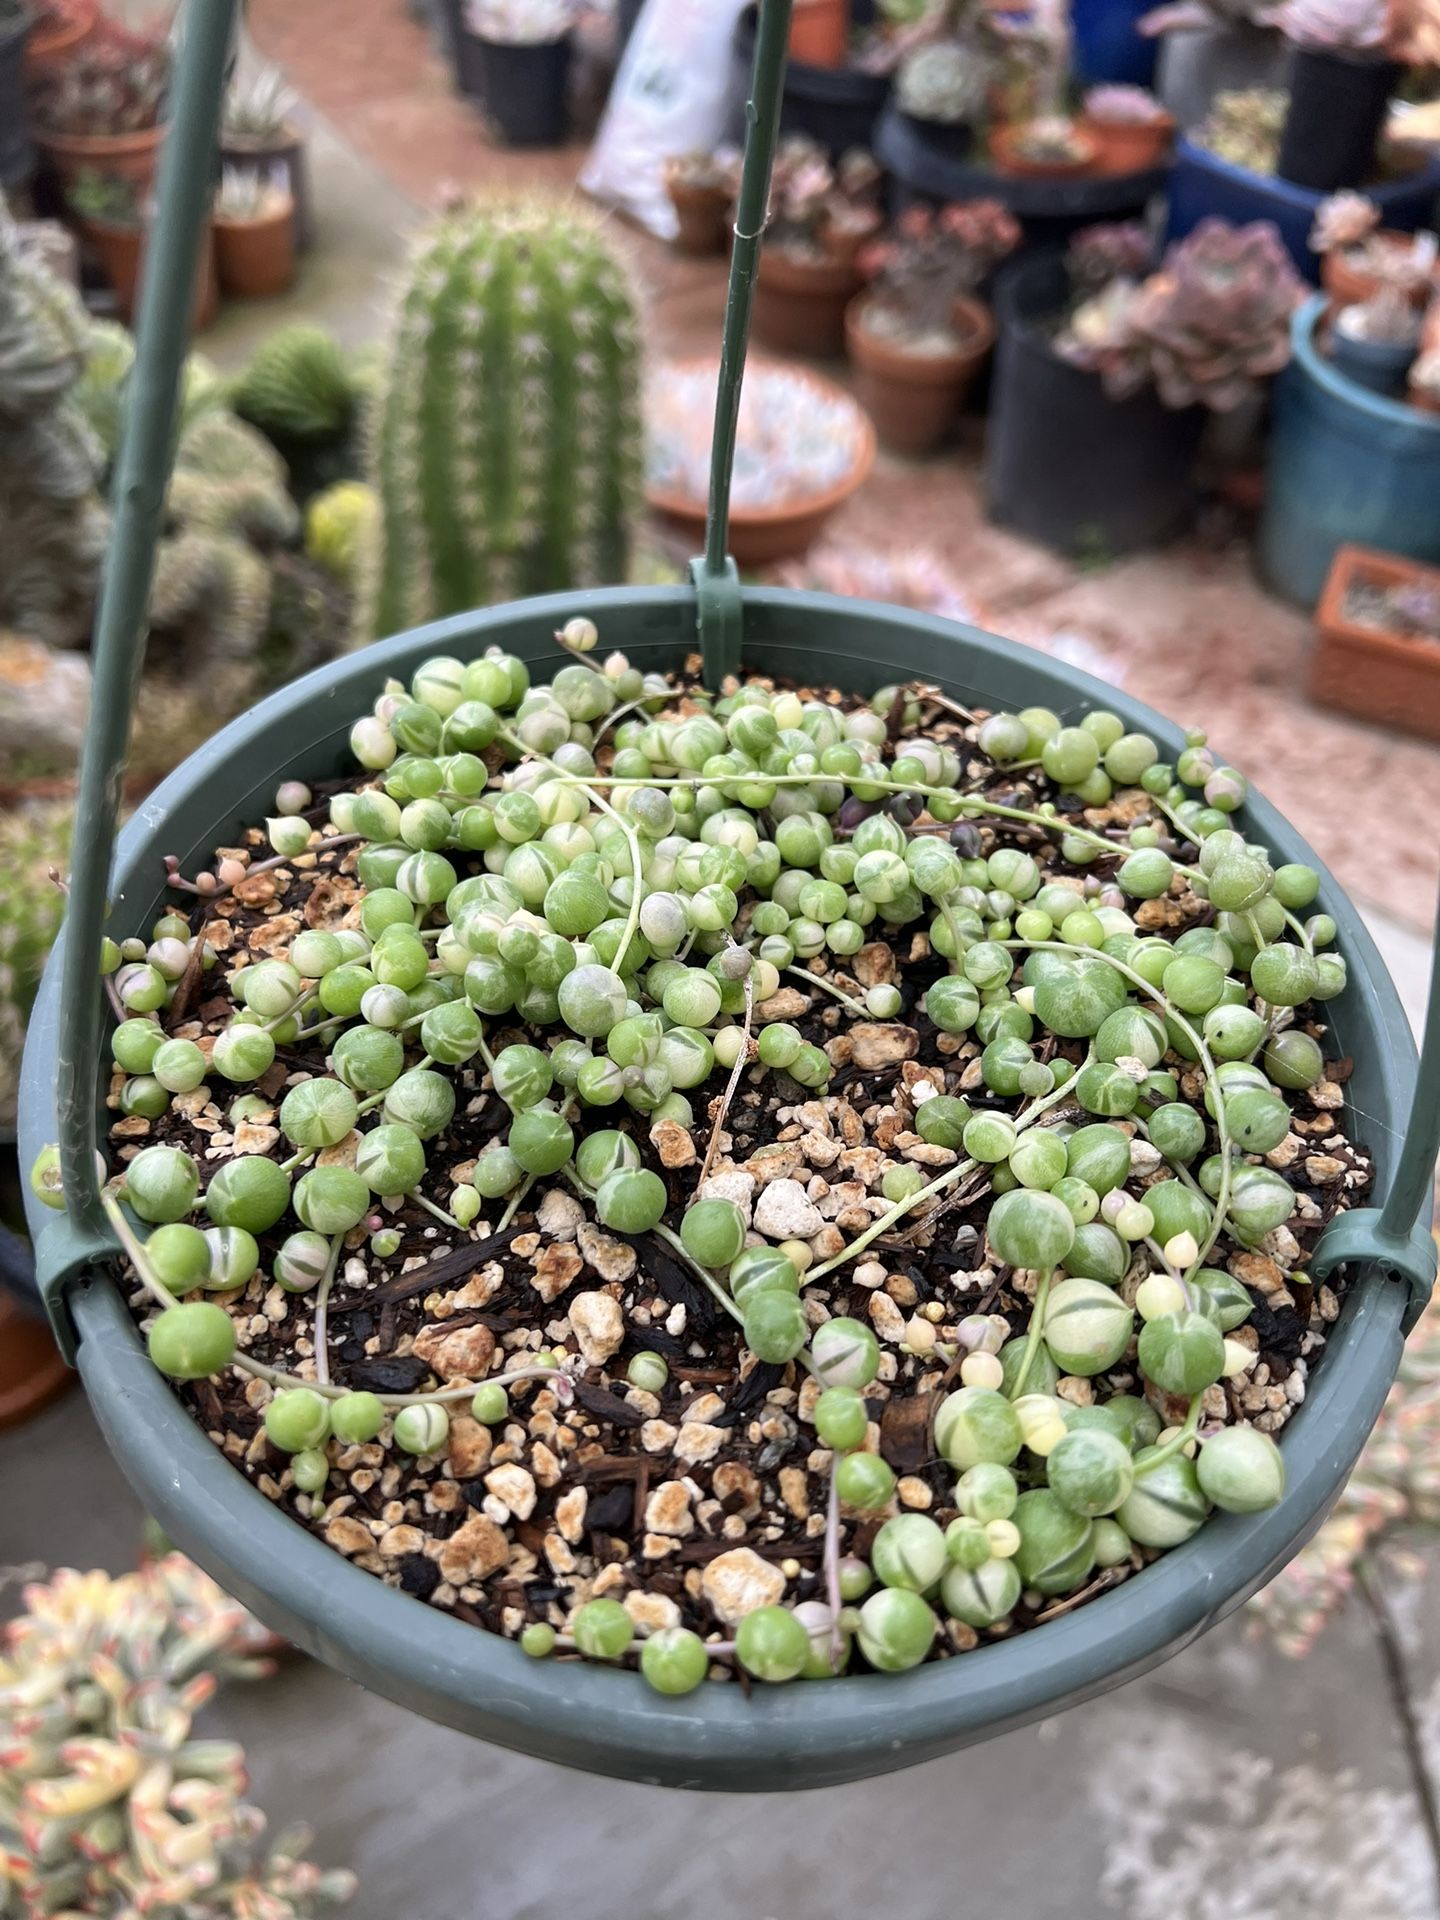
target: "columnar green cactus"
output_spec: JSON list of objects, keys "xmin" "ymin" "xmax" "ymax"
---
[
  {"xmin": 362, "ymin": 200, "xmax": 643, "ymax": 639},
  {"xmin": 0, "ymin": 801, "xmax": 70, "ymax": 1135},
  {"xmin": 0, "ymin": 1558, "xmax": 357, "ymax": 1919}
]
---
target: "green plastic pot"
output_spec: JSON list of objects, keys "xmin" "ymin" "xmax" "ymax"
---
[
  {"xmin": 18, "ymin": 582, "xmax": 1432, "ymax": 1790},
  {"xmin": 19, "ymin": 0, "xmax": 1439, "ymax": 1796}
]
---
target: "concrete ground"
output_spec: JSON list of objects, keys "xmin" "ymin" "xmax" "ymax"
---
[{"xmin": 7, "ymin": 11, "xmax": 1440, "ymax": 1914}]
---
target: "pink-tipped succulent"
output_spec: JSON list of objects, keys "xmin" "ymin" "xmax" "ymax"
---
[
  {"xmin": 859, "ymin": 197, "xmax": 1020, "ymax": 340},
  {"xmin": 30, "ymin": 22, "xmax": 172, "ymax": 136},
  {"xmin": 0, "ymin": 1557, "xmax": 357, "ymax": 1918},
  {"xmin": 1309, "ymin": 190, "xmax": 1383, "ymax": 254},
  {"xmin": 1275, "ymin": 0, "xmax": 1392, "ymax": 50},
  {"xmin": 765, "ymin": 136, "xmax": 882, "ymax": 256},
  {"xmin": 1061, "ymin": 217, "xmax": 1305, "ymax": 411},
  {"xmin": 1065, "ymin": 219, "xmax": 1153, "ymax": 292},
  {"xmin": 1083, "ymin": 82, "xmax": 1170, "ymax": 123}
]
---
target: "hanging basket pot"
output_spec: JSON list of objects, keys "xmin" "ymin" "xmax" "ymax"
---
[
  {"xmin": 19, "ymin": 581, "xmax": 1428, "ymax": 1790},
  {"xmin": 22, "ymin": 0, "xmax": 1437, "ymax": 1803}
]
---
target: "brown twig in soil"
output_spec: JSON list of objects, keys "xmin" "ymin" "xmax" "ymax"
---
[
  {"xmin": 103, "ymin": 974, "xmax": 126, "ymax": 1023},
  {"xmin": 916, "ymin": 685, "xmax": 982, "ymax": 727},
  {"xmin": 697, "ymin": 963, "xmax": 755, "ymax": 1190},
  {"xmin": 1033, "ymin": 1567, "xmax": 1131, "ymax": 1622},
  {"xmin": 1357, "ymin": 1554, "xmax": 1440, "ymax": 1906},
  {"xmin": 164, "ymin": 834, "xmax": 361, "ymax": 900}
]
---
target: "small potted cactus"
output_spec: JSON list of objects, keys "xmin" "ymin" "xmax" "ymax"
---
[
  {"xmin": 1080, "ymin": 81, "xmax": 1177, "ymax": 171},
  {"xmin": 28, "ymin": 15, "xmax": 171, "ymax": 188},
  {"xmin": 894, "ymin": 39, "xmax": 988, "ymax": 158},
  {"xmin": 752, "ymin": 138, "xmax": 883, "ymax": 357},
  {"xmin": 846, "ymin": 198, "xmax": 1020, "ymax": 453},
  {"xmin": 456, "ymin": 0, "xmax": 578, "ymax": 148},
  {"xmin": 212, "ymin": 163, "xmax": 297, "ymax": 300},
  {"xmin": 1312, "ymin": 543, "xmax": 1440, "ymax": 739},
  {"xmin": 663, "ymin": 149, "xmax": 735, "ymax": 257},
  {"xmin": 221, "ymin": 66, "xmax": 313, "ymax": 253},
  {"xmin": 987, "ymin": 216, "xmax": 1303, "ymax": 551},
  {"xmin": 1309, "ymin": 191, "xmax": 1439, "ymax": 314},
  {"xmin": 1274, "ymin": 0, "xmax": 1401, "ymax": 192}
]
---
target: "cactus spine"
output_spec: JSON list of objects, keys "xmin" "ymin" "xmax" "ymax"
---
[{"xmin": 363, "ymin": 200, "xmax": 643, "ymax": 638}]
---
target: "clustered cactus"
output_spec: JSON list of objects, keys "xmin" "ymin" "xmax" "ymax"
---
[
  {"xmin": 0, "ymin": 802, "xmax": 70, "ymax": 1135},
  {"xmin": 0, "ymin": 1557, "xmax": 356, "ymax": 1919},
  {"xmin": 362, "ymin": 200, "xmax": 643, "ymax": 640},
  {"xmin": 1059, "ymin": 218, "xmax": 1305, "ymax": 411},
  {"xmin": 0, "ymin": 204, "xmax": 106, "ymax": 651}
]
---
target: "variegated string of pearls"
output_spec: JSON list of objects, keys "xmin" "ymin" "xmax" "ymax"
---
[{"xmin": 33, "ymin": 623, "xmax": 1328, "ymax": 1688}]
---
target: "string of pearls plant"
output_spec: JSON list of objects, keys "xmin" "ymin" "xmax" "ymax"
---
[{"xmin": 34, "ymin": 618, "xmax": 1349, "ymax": 1691}]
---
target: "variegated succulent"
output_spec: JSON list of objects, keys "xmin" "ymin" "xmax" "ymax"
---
[
  {"xmin": 0, "ymin": 1557, "xmax": 356, "ymax": 1919},
  {"xmin": 1308, "ymin": 189, "xmax": 1382, "ymax": 255},
  {"xmin": 1275, "ymin": 0, "xmax": 1392, "ymax": 49},
  {"xmin": 1060, "ymin": 218, "xmax": 1305, "ymax": 411}
]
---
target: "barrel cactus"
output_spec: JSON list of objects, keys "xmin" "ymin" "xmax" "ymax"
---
[{"xmin": 361, "ymin": 199, "xmax": 643, "ymax": 639}]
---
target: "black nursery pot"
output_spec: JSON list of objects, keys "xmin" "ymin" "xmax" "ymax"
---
[
  {"xmin": 467, "ymin": 31, "xmax": 572, "ymax": 147},
  {"xmin": 985, "ymin": 255, "xmax": 1205, "ymax": 555},
  {"xmin": 0, "ymin": 15, "xmax": 32, "ymax": 190},
  {"xmin": 732, "ymin": 6, "xmax": 892, "ymax": 157},
  {"xmin": 1277, "ymin": 47, "xmax": 1402, "ymax": 193}
]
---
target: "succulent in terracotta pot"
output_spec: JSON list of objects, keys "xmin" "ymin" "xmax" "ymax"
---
[
  {"xmin": 1080, "ymin": 82, "xmax": 1177, "ymax": 172},
  {"xmin": 663, "ymin": 148, "xmax": 736, "ymax": 257},
  {"xmin": 1058, "ymin": 216, "xmax": 1305, "ymax": 410},
  {"xmin": 752, "ymin": 137, "xmax": 883, "ymax": 356},
  {"xmin": 213, "ymin": 163, "xmax": 298, "ymax": 301},
  {"xmin": 1309, "ymin": 191, "xmax": 1439, "ymax": 313},
  {"xmin": 847, "ymin": 198, "xmax": 1018, "ymax": 452},
  {"xmin": 991, "ymin": 113, "xmax": 1099, "ymax": 177}
]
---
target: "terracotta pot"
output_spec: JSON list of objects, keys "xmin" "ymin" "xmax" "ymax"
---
[
  {"xmin": 846, "ymin": 292, "xmax": 995, "ymax": 455},
  {"xmin": 790, "ymin": 0, "xmax": 849, "ymax": 68},
  {"xmin": 36, "ymin": 118, "xmax": 165, "ymax": 188},
  {"xmin": 0, "ymin": 1292, "xmax": 72, "ymax": 1430},
  {"xmin": 1078, "ymin": 109, "xmax": 1176, "ymax": 175},
  {"xmin": 990, "ymin": 122, "xmax": 1099, "ymax": 179},
  {"xmin": 1311, "ymin": 543, "xmax": 1440, "ymax": 741},
  {"xmin": 753, "ymin": 246, "xmax": 861, "ymax": 357},
  {"xmin": 646, "ymin": 360, "xmax": 875, "ymax": 566},
  {"xmin": 214, "ymin": 197, "xmax": 297, "ymax": 299},
  {"xmin": 665, "ymin": 176, "xmax": 728, "ymax": 256},
  {"xmin": 24, "ymin": 0, "xmax": 96, "ymax": 74},
  {"xmin": 1321, "ymin": 232, "xmax": 1437, "ymax": 317},
  {"xmin": 221, "ymin": 129, "xmax": 313, "ymax": 252},
  {"xmin": 83, "ymin": 214, "xmax": 216, "ymax": 330}
]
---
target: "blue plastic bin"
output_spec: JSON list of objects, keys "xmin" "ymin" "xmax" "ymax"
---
[
  {"xmin": 1071, "ymin": 0, "xmax": 1158, "ymax": 86},
  {"xmin": 1259, "ymin": 294, "xmax": 1440, "ymax": 607},
  {"xmin": 1166, "ymin": 138, "xmax": 1440, "ymax": 281}
]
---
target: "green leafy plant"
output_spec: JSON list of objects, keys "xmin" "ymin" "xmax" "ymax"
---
[
  {"xmin": 0, "ymin": 1556, "xmax": 356, "ymax": 1917},
  {"xmin": 0, "ymin": 203, "xmax": 106, "ymax": 650},
  {"xmin": 65, "ymin": 168, "xmax": 141, "ymax": 229},
  {"xmin": 361, "ymin": 199, "xmax": 643, "ymax": 637}
]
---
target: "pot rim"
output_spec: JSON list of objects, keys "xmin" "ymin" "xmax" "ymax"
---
[
  {"xmin": 34, "ymin": 119, "xmax": 167, "ymax": 154},
  {"xmin": 1292, "ymin": 292, "xmax": 1440, "ymax": 431},
  {"xmin": 845, "ymin": 289, "xmax": 996, "ymax": 376},
  {"xmin": 21, "ymin": 585, "xmax": 1415, "ymax": 1791},
  {"xmin": 213, "ymin": 199, "xmax": 296, "ymax": 235}
]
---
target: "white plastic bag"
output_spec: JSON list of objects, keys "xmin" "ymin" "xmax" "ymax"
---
[{"xmin": 581, "ymin": 0, "xmax": 748, "ymax": 239}]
